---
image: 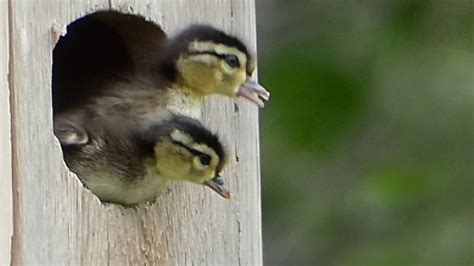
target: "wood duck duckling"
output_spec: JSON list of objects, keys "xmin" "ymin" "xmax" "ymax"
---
[
  {"xmin": 62, "ymin": 113, "xmax": 229, "ymax": 206},
  {"xmin": 53, "ymin": 11, "xmax": 269, "ymax": 113}
]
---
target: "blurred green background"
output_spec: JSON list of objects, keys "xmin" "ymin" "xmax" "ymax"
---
[{"xmin": 256, "ymin": 0, "xmax": 473, "ymax": 265}]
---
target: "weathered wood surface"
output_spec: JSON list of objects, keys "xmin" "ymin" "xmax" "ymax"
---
[
  {"xmin": 1, "ymin": 1, "xmax": 13, "ymax": 265},
  {"xmin": 6, "ymin": 0, "xmax": 262, "ymax": 265}
]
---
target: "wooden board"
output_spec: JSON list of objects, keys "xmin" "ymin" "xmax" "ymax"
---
[
  {"xmin": 0, "ymin": 1, "xmax": 13, "ymax": 265},
  {"xmin": 7, "ymin": 0, "xmax": 262, "ymax": 264}
]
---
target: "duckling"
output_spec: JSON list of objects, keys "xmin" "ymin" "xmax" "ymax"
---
[
  {"xmin": 53, "ymin": 11, "xmax": 269, "ymax": 112},
  {"xmin": 62, "ymin": 113, "xmax": 230, "ymax": 206},
  {"xmin": 53, "ymin": 11, "xmax": 269, "ymax": 145}
]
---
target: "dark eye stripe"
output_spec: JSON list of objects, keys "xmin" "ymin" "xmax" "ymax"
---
[
  {"xmin": 188, "ymin": 50, "xmax": 224, "ymax": 59},
  {"xmin": 189, "ymin": 50, "xmax": 241, "ymax": 68},
  {"xmin": 172, "ymin": 140, "xmax": 207, "ymax": 157}
]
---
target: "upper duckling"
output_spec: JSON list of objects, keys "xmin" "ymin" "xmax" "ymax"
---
[
  {"xmin": 53, "ymin": 11, "xmax": 269, "ymax": 138},
  {"xmin": 62, "ymin": 113, "xmax": 229, "ymax": 206}
]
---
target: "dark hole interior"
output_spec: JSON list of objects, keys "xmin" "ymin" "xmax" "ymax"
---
[
  {"xmin": 51, "ymin": 10, "xmax": 169, "ymax": 186},
  {"xmin": 52, "ymin": 10, "xmax": 165, "ymax": 114}
]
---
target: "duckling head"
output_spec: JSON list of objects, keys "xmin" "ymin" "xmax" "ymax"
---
[
  {"xmin": 142, "ymin": 115, "xmax": 230, "ymax": 198},
  {"xmin": 161, "ymin": 25, "xmax": 270, "ymax": 107}
]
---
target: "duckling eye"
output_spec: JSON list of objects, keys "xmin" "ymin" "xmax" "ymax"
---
[
  {"xmin": 224, "ymin": 55, "xmax": 240, "ymax": 68},
  {"xmin": 199, "ymin": 154, "xmax": 211, "ymax": 165}
]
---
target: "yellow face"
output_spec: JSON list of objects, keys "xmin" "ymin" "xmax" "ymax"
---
[
  {"xmin": 153, "ymin": 129, "xmax": 222, "ymax": 184},
  {"xmin": 176, "ymin": 41, "xmax": 253, "ymax": 96}
]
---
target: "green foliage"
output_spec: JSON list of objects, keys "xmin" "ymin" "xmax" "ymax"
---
[
  {"xmin": 362, "ymin": 167, "xmax": 445, "ymax": 209},
  {"xmin": 261, "ymin": 41, "xmax": 367, "ymax": 152},
  {"xmin": 258, "ymin": 0, "xmax": 474, "ymax": 265}
]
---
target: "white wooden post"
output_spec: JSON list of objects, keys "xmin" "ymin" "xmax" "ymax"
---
[
  {"xmin": 1, "ymin": 1, "xmax": 13, "ymax": 264},
  {"xmin": 3, "ymin": 0, "xmax": 262, "ymax": 265}
]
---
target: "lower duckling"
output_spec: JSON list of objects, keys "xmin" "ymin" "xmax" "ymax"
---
[{"xmin": 62, "ymin": 113, "xmax": 229, "ymax": 206}]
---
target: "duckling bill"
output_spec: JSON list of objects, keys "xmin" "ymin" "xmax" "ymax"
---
[{"xmin": 62, "ymin": 114, "xmax": 230, "ymax": 205}]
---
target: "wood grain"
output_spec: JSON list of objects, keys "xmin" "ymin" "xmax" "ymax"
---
[
  {"xmin": 0, "ymin": 1, "xmax": 13, "ymax": 265},
  {"xmin": 7, "ymin": 0, "xmax": 262, "ymax": 265}
]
